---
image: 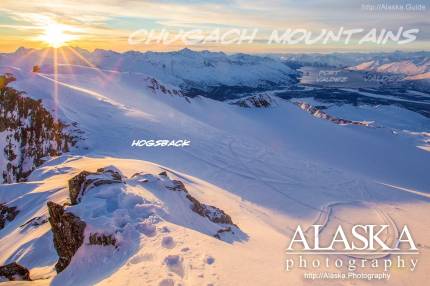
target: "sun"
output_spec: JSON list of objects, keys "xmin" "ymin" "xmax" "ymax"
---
[{"xmin": 39, "ymin": 23, "xmax": 75, "ymax": 48}]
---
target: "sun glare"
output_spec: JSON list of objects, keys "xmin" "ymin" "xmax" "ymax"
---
[{"xmin": 39, "ymin": 23, "xmax": 75, "ymax": 48}]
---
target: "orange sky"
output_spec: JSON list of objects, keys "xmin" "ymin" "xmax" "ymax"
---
[{"xmin": 0, "ymin": 0, "xmax": 428, "ymax": 53}]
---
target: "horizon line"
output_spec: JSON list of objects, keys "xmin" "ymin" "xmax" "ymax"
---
[{"xmin": 2, "ymin": 46, "xmax": 430, "ymax": 56}]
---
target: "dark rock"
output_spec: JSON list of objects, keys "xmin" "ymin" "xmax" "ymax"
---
[
  {"xmin": 0, "ymin": 73, "xmax": 77, "ymax": 184},
  {"xmin": 20, "ymin": 215, "xmax": 48, "ymax": 230},
  {"xmin": 166, "ymin": 180, "xmax": 187, "ymax": 192},
  {"xmin": 47, "ymin": 201, "xmax": 86, "ymax": 273},
  {"xmin": 96, "ymin": 166, "xmax": 125, "ymax": 181},
  {"xmin": 0, "ymin": 203, "xmax": 19, "ymax": 229},
  {"xmin": 131, "ymin": 172, "xmax": 141, "ymax": 178},
  {"xmin": 231, "ymin": 94, "xmax": 275, "ymax": 108},
  {"xmin": 167, "ymin": 180, "xmax": 236, "ymax": 226},
  {"xmin": 186, "ymin": 194, "xmax": 234, "ymax": 225},
  {"xmin": 147, "ymin": 78, "xmax": 183, "ymax": 97},
  {"xmin": 0, "ymin": 262, "xmax": 31, "ymax": 281},
  {"xmin": 130, "ymin": 172, "xmax": 150, "ymax": 183},
  {"xmin": 32, "ymin": 65, "xmax": 41, "ymax": 73},
  {"xmin": 89, "ymin": 233, "xmax": 117, "ymax": 247},
  {"xmin": 294, "ymin": 101, "xmax": 371, "ymax": 127},
  {"xmin": 158, "ymin": 171, "xmax": 168, "ymax": 177},
  {"xmin": 68, "ymin": 171, "xmax": 91, "ymax": 205},
  {"xmin": 68, "ymin": 168, "xmax": 123, "ymax": 205},
  {"xmin": 214, "ymin": 227, "xmax": 233, "ymax": 240}
]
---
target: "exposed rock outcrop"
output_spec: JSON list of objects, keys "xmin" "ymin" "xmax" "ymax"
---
[
  {"xmin": 68, "ymin": 167, "xmax": 124, "ymax": 205},
  {"xmin": 68, "ymin": 171, "xmax": 91, "ymax": 205},
  {"xmin": 89, "ymin": 233, "xmax": 117, "ymax": 247},
  {"xmin": 147, "ymin": 78, "xmax": 183, "ymax": 97},
  {"xmin": 96, "ymin": 166, "xmax": 125, "ymax": 181},
  {"xmin": 20, "ymin": 215, "xmax": 48, "ymax": 230},
  {"xmin": 46, "ymin": 167, "xmax": 125, "ymax": 272},
  {"xmin": 294, "ymin": 101, "xmax": 373, "ymax": 126},
  {"xmin": 47, "ymin": 201, "xmax": 86, "ymax": 273},
  {"xmin": 214, "ymin": 227, "xmax": 232, "ymax": 239},
  {"xmin": 158, "ymin": 171, "xmax": 168, "ymax": 177},
  {"xmin": 0, "ymin": 203, "xmax": 19, "ymax": 229},
  {"xmin": 0, "ymin": 73, "xmax": 77, "ymax": 183},
  {"xmin": 231, "ymin": 94, "xmax": 276, "ymax": 108},
  {"xmin": 0, "ymin": 262, "xmax": 31, "ymax": 281},
  {"xmin": 166, "ymin": 178, "xmax": 236, "ymax": 227},
  {"xmin": 45, "ymin": 166, "xmax": 240, "ymax": 276}
]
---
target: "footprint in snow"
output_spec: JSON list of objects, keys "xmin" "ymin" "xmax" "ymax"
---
[
  {"xmin": 164, "ymin": 255, "xmax": 184, "ymax": 277},
  {"xmin": 204, "ymin": 256, "xmax": 215, "ymax": 265},
  {"xmin": 158, "ymin": 278, "xmax": 175, "ymax": 286},
  {"xmin": 129, "ymin": 253, "xmax": 153, "ymax": 264},
  {"xmin": 161, "ymin": 236, "xmax": 176, "ymax": 249},
  {"xmin": 137, "ymin": 222, "xmax": 157, "ymax": 236}
]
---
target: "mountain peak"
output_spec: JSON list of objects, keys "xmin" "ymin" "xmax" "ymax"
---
[{"xmin": 177, "ymin": 47, "xmax": 195, "ymax": 55}]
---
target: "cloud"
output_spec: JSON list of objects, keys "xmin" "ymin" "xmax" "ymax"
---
[{"xmin": 0, "ymin": 0, "xmax": 428, "ymax": 52}]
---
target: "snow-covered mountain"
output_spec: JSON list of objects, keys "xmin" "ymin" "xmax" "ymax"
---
[
  {"xmin": 405, "ymin": 72, "xmax": 430, "ymax": 80},
  {"xmin": 345, "ymin": 56, "xmax": 430, "ymax": 91},
  {"xmin": 282, "ymin": 51, "xmax": 430, "ymax": 90},
  {"xmin": 1, "ymin": 49, "xmax": 430, "ymax": 285},
  {"xmin": 348, "ymin": 58, "xmax": 430, "ymax": 76},
  {"xmin": 1, "ymin": 47, "xmax": 299, "ymax": 100},
  {"xmin": 280, "ymin": 51, "xmax": 430, "ymax": 68}
]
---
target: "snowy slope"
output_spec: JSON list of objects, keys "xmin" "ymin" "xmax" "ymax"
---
[
  {"xmin": 4, "ymin": 64, "xmax": 429, "ymax": 190},
  {"xmin": 1, "ymin": 55, "xmax": 430, "ymax": 285},
  {"xmin": 2, "ymin": 155, "xmax": 430, "ymax": 286}
]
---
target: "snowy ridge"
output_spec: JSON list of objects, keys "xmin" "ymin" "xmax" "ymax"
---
[
  {"xmin": 294, "ymin": 101, "xmax": 374, "ymax": 127},
  {"xmin": 0, "ymin": 157, "xmax": 249, "ymax": 285},
  {"xmin": 348, "ymin": 59, "xmax": 430, "ymax": 76}
]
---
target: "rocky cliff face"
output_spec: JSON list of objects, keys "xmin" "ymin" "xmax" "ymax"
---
[
  {"xmin": 47, "ymin": 201, "xmax": 86, "ymax": 273},
  {"xmin": 0, "ymin": 73, "xmax": 76, "ymax": 183}
]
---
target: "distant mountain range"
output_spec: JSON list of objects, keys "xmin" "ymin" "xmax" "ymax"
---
[
  {"xmin": 1, "ymin": 47, "xmax": 299, "ymax": 100},
  {"xmin": 280, "ymin": 51, "xmax": 430, "ymax": 90},
  {"xmin": 280, "ymin": 51, "xmax": 430, "ymax": 68},
  {"xmin": 3, "ymin": 48, "xmax": 430, "ymax": 100}
]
